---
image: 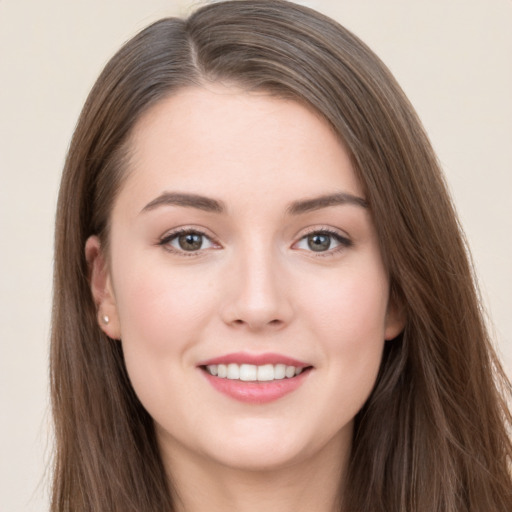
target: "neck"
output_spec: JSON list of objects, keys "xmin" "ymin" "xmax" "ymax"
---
[{"xmin": 161, "ymin": 434, "xmax": 349, "ymax": 512}]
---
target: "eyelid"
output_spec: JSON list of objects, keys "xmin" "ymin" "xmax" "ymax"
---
[
  {"xmin": 157, "ymin": 224, "xmax": 352, "ymax": 256},
  {"xmin": 158, "ymin": 226, "xmax": 222, "ymax": 255},
  {"xmin": 292, "ymin": 226, "xmax": 353, "ymax": 255}
]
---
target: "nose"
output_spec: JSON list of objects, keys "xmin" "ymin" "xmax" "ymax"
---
[{"xmin": 220, "ymin": 245, "xmax": 294, "ymax": 332}]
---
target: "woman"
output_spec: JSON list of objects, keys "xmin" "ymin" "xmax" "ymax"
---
[{"xmin": 50, "ymin": 1, "xmax": 512, "ymax": 510}]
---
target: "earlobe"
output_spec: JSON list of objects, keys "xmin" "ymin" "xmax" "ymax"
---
[
  {"xmin": 384, "ymin": 300, "xmax": 406, "ymax": 341},
  {"xmin": 85, "ymin": 235, "xmax": 121, "ymax": 340}
]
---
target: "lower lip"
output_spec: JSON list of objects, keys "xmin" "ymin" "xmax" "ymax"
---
[{"xmin": 201, "ymin": 368, "xmax": 311, "ymax": 404}]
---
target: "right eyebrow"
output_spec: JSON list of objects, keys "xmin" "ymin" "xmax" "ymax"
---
[{"xmin": 140, "ymin": 192, "xmax": 225, "ymax": 214}]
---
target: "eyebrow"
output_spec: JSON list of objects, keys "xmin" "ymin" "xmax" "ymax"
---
[
  {"xmin": 141, "ymin": 192, "xmax": 225, "ymax": 214},
  {"xmin": 140, "ymin": 191, "xmax": 367, "ymax": 215},
  {"xmin": 286, "ymin": 192, "xmax": 368, "ymax": 214}
]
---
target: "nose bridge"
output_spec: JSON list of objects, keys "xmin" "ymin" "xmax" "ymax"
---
[{"xmin": 223, "ymin": 235, "xmax": 292, "ymax": 330}]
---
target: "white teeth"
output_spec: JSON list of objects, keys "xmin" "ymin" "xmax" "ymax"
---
[
  {"xmin": 274, "ymin": 364, "xmax": 286, "ymax": 379},
  {"xmin": 240, "ymin": 364, "xmax": 257, "ymax": 381},
  {"xmin": 217, "ymin": 364, "xmax": 227, "ymax": 378},
  {"xmin": 227, "ymin": 363, "xmax": 239, "ymax": 379},
  {"xmin": 257, "ymin": 364, "xmax": 274, "ymax": 381},
  {"xmin": 205, "ymin": 363, "xmax": 306, "ymax": 381},
  {"xmin": 285, "ymin": 366, "xmax": 296, "ymax": 378}
]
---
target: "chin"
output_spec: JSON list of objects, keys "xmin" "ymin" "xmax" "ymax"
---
[
  {"xmin": 197, "ymin": 418, "xmax": 348, "ymax": 473},
  {"xmin": 205, "ymin": 438, "xmax": 309, "ymax": 472}
]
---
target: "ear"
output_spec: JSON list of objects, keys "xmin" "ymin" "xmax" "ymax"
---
[
  {"xmin": 85, "ymin": 235, "xmax": 121, "ymax": 340},
  {"xmin": 384, "ymin": 297, "xmax": 406, "ymax": 341}
]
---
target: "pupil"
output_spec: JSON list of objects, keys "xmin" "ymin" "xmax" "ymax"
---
[
  {"xmin": 179, "ymin": 233, "xmax": 202, "ymax": 251},
  {"xmin": 308, "ymin": 233, "xmax": 330, "ymax": 251}
]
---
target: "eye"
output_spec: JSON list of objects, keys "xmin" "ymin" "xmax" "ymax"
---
[
  {"xmin": 294, "ymin": 230, "xmax": 352, "ymax": 253},
  {"xmin": 159, "ymin": 229, "xmax": 218, "ymax": 253}
]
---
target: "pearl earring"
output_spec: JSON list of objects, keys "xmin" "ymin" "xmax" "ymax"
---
[{"xmin": 102, "ymin": 314, "xmax": 110, "ymax": 325}]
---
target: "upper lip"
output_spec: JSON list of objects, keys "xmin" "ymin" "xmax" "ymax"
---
[{"xmin": 197, "ymin": 352, "xmax": 311, "ymax": 368}]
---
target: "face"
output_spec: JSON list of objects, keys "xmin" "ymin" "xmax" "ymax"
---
[{"xmin": 87, "ymin": 85, "xmax": 403, "ymax": 474}]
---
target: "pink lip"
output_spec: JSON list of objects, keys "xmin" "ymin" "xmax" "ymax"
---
[
  {"xmin": 201, "ymin": 369, "xmax": 311, "ymax": 404},
  {"xmin": 197, "ymin": 352, "xmax": 309, "ymax": 368},
  {"xmin": 197, "ymin": 352, "xmax": 313, "ymax": 404}
]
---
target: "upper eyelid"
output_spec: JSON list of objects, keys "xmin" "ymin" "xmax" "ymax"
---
[
  {"xmin": 157, "ymin": 228, "xmax": 222, "ymax": 259},
  {"xmin": 292, "ymin": 227, "xmax": 353, "ymax": 254},
  {"xmin": 296, "ymin": 231, "xmax": 351, "ymax": 245},
  {"xmin": 295, "ymin": 225, "xmax": 351, "ymax": 241},
  {"xmin": 159, "ymin": 226, "xmax": 218, "ymax": 242}
]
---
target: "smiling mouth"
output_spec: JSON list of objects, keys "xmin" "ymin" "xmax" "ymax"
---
[{"xmin": 201, "ymin": 363, "xmax": 312, "ymax": 382}]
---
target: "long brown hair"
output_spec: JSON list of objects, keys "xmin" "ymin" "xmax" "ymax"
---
[{"xmin": 51, "ymin": 1, "xmax": 512, "ymax": 510}]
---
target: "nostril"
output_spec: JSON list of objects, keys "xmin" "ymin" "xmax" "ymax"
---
[{"xmin": 229, "ymin": 318, "xmax": 284, "ymax": 329}]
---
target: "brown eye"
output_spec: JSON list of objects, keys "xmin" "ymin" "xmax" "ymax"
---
[
  {"xmin": 294, "ymin": 230, "xmax": 352, "ymax": 254},
  {"xmin": 307, "ymin": 233, "xmax": 331, "ymax": 252},
  {"xmin": 160, "ymin": 230, "xmax": 217, "ymax": 253},
  {"xmin": 177, "ymin": 233, "xmax": 204, "ymax": 251}
]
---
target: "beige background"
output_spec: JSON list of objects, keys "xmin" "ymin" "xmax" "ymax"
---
[{"xmin": 1, "ymin": 0, "xmax": 510, "ymax": 510}]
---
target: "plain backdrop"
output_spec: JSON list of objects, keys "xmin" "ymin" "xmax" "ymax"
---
[{"xmin": 1, "ymin": 0, "xmax": 511, "ymax": 510}]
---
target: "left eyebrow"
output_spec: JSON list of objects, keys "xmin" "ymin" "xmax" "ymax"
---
[{"xmin": 286, "ymin": 192, "xmax": 368, "ymax": 215}]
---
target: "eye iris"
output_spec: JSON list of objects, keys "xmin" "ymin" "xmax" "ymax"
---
[
  {"xmin": 307, "ymin": 233, "xmax": 331, "ymax": 251},
  {"xmin": 178, "ymin": 233, "xmax": 203, "ymax": 251}
]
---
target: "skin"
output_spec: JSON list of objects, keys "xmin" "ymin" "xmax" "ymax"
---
[{"xmin": 86, "ymin": 85, "xmax": 404, "ymax": 512}]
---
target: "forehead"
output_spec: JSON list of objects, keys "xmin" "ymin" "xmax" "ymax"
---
[{"xmin": 117, "ymin": 84, "xmax": 363, "ymax": 216}]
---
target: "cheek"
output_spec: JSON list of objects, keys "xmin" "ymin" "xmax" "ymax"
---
[
  {"xmin": 111, "ymin": 257, "xmax": 219, "ymax": 421},
  {"xmin": 114, "ymin": 258, "xmax": 217, "ymax": 350},
  {"xmin": 325, "ymin": 292, "xmax": 386, "ymax": 388},
  {"xmin": 110, "ymin": 255, "xmax": 220, "ymax": 413},
  {"xmin": 301, "ymin": 258, "xmax": 389, "ymax": 343},
  {"xmin": 298, "ymin": 259, "xmax": 389, "ymax": 397}
]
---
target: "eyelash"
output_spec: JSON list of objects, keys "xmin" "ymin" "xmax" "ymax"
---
[
  {"xmin": 295, "ymin": 227, "xmax": 353, "ymax": 257},
  {"xmin": 158, "ymin": 228, "xmax": 221, "ymax": 257},
  {"xmin": 158, "ymin": 227, "xmax": 353, "ymax": 257}
]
